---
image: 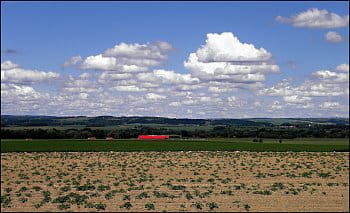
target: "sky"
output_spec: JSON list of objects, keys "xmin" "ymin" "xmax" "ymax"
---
[{"xmin": 1, "ymin": 1, "xmax": 349, "ymax": 118}]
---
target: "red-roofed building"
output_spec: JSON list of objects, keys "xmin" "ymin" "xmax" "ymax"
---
[{"xmin": 138, "ymin": 135, "xmax": 170, "ymax": 140}]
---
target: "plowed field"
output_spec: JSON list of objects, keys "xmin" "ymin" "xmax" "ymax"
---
[{"xmin": 1, "ymin": 151, "xmax": 349, "ymax": 212}]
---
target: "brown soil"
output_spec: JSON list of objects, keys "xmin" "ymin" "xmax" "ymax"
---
[{"xmin": 1, "ymin": 151, "xmax": 349, "ymax": 212}]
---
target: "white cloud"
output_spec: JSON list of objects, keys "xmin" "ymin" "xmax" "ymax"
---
[
  {"xmin": 98, "ymin": 72, "xmax": 133, "ymax": 83},
  {"xmin": 80, "ymin": 54, "xmax": 119, "ymax": 71},
  {"xmin": 1, "ymin": 61, "xmax": 60, "ymax": 84},
  {"xmin": 77, "ymin": 41, "xmax": 173, "ymax": 73},
  {"xmin": 62, "ymin": 77, "xmax": 102, "ymax": 94},
  {"xmin": 325, "ymin": 31, "xmax": 343, "ymax": 43},
  {"xmin": 283, "ymin": 95, "xmax": 312, "ymax": 104},
  {"xmin": 319, "ymin": 101, "xmax": 341, "ymax": 109},
  {"xmin": 104, "ymin": 41, "xmax": 173, "ymax": 60},
  {"xmin": 260, "ymin": 78, "xmax": 347, "ymax": 98},
  {"xmin": 184, "ymin": 32, "xmax": 279, "ymax": 87},
  {"xmin": 261, "ymin": 63, "xmax": 349, "ymax": 100},
  {"xmin": 3, "ymin": 34, "xmax": 347, "ymax": 118},
  {"xmin": 1, "ymin": 83, "xmax": 51, "ymax": 115},
  {"xmin": 336, "ymin": 63, "xmax": 349, "ymax": 72},
  {"xmin": 145, "ymin": 93, "xmax": 166, "ymax": 101},
  {"xmin": 208, "ymin": 86, "xmax": 234, "ymax": 93},
  {"xmin": 195, "ymin": 32, "xmax": 272, "ymax": 62},
  {"xmin": 276, "ymin": 8, "xmax": 349, "ymax": 28},
  {"xmin": 1, "ymin": 83, "xmax": 49, "ymax": 102},
  {"xmin": 169, "ymin": 101, "xmax": 182, "ymax": 107},
  {"xmin": 79, "ymin": 72, "xmax": 91, "ymax": 79},
  {"xmin": 1, "ymin": 60, "xmax": 20, "ymax": 70},
  {"xmin": 312, "ymin": 70, "xmax": 348, "ymax": 83},
  {"xmin": 271, "ymin": 101, "xmax": 283, "ymax": 110},
  {"xmin": 62, "ymin": 56, "xmax": 82, "ymax": 67},
  {"xmin": 137, "ymin": 69, "xmax": 199, "ymax": 85},
  {"xmin": 111, "ymin": 85, "xmax": 146, "ymax": 92}
]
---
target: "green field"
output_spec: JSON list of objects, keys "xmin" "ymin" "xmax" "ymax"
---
[{"xmin": 1, "ymin": 138, "xmax": 348, "ymax": 152}]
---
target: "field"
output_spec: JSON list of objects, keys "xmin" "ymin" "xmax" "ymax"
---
[
  {"xmin": 1, "ymin": 138, "xmax": 349, "ymax": 152},
  {"xmin": 1, "ymin": 151, "xmax": 349, "ymax": 212}
]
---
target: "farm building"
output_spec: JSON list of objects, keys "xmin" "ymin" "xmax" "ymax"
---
[
  {"xmin": 105, "ymin": 137, "xmax": 114, "ymax": 140},
  {"xmin": 138, "ymin": 135, "xmax": 181, "ymax": 140},
  {"xmin": 138, "ymin": 135, "xmax": 170, "ymax": 140},
  {"xmin": 88, "ymin": 137, "xmax": 96, "ymax": 140}
]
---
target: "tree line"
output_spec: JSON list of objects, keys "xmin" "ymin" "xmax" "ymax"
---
[{"xmin": 1, "ymin": 124, "xmax": 348, "ymax": 139}]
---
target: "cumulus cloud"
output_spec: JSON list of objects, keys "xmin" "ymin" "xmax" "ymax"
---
[
  {"xmin": 319, "ymin": 101, "xmax": 341, "ymax": 109},
  {"xmin": 62, "ymin": 77, "xmax": 102, "ymax": 94},
  {"xmin": 195, "ymin": 32, "xmax": 272, "ymax": 62},
  {"xmin": 325, "ymin": 31, "xmax": 343, "ymax": 43},
  {"xmin": 1, "ymin": 61, "xmax": 20, "ymax": 70},
  {"xmin": 1, "ymin": 60, "xmax": 60, "ymax": 84},
  {"xmin": 137, "ymin": 69, "xmax": 199, "ymax": 85},
  {"xmin": 3, "ymin": 33, "xmax": 347, "ymax": 117},
  {"xmin": 111, "ymin": 85, "xmax": 146, "ymax": 92},
  {"xmin": 62, "ymin": 56, "xmax": 82, "ymax": 67},
  {"xmin": 169, "ymin": 101, "xmax": 182, "ymax": 107},
  {"xmin": 104, "ymin": 41, "xmax": 173, "ymax": 60},
  {"xmin": 336, "ymin": 63, "xmax": 349, "ymax": 72},
  {"xmin": 1, "ymin": 83, "xmax": 49, "ymax": 102},
  {"xmin": 75, "ymin": 41, "xmax": 173, "ymax": 73},
  {"xmin": 145, "ymin": 93, "xmax": 166, "ymax": 101},
  {"xmin": 208, "ymin": 86, "xmax": 234, "ymax": 93},
  {"xmin": 270, "ymin": 100, "xmax": 283, "ymax": 110},
  {"xmin": 276, "ymin": 8, "xmax": 349, "ymax": 28},
  {"xmin": 98, "ymin": 72, "xmax": 133, "ymax": 83},
  {"xmin": 312, "ymin": 70, "xmax": 348, "ymax": 83},
  {"xmin": 1, "ymin": 83, "xmax": 51, "ymax": 115},
  {"xmin": 283, "ymin": 95, "xmax": 312, "ymax": 104},
  {"xmin": 184, "ymin": 32, "xmax": 279, "ymax": 87},
  {"xmin": 260, "ymin": 64, "xmax": 349, "ymax": 110}
]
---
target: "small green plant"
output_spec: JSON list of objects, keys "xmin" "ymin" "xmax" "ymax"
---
[
  {"xmin": 95, "ymin": 203, "xmax": 107, "ymax": 210},
  {"xmin": 58, "ymin": 204, "xmax": 70, "ymax": 210},
  {"xmin": 42, "ymin": 191, "xmax": 51, "ymax": 203},
  {"xmin": 185, "ymin": 192, "xmax": 193, "ymax": 200},
  {"xmin": 60, "ymin": 185, "xmax": 71, "ymax": 192},
  {"xmin": 32, "ymin": 186, "xmax": 42, "ymax": 191},
  {"xmin": 120, "ymin": 201, "xmax": 133, "ymax": 209},
  {"xmin": 97, "ymin": 184, "xmax": 111, "ymax": 191},
  {"xmin": 169, "ymin": 185, "xmax": 186, "ymax": 190},
  {"xmin": 318, "ymin": 172, "xmax": 331, "ymax": 178},
  {"xmin": 19, "ymin": 186, "xmax": 28, "ymax": 192},
  {"xmin": 136, "ymin": 192, "xmax": 150, "ymax": 199},
  {"xmin": 145, "ymin": 202, "xmax": 155, "ymax": 210},
  {"xmin": 123, "ymin": 194, "xmax": 131, "ymax": 200},
  {"xmin": 302, "ymin": 171, "xmax": 312, "ymax": 178},
  {"xmin": 244, "ymin": 204, "xmax": 251, "ymax": 211},
  {"xmin": 253, "ymin": 190, "xmax": 272, "ymax": 195},
  {"xmin": 19, "ymin": 197, "xmax": 28, "ymax": 203},
  {"xmin": 192, "ymin": 202, "xmax": 203, "ymax": 210},
  {"xmin": 5, "ymin": 188, "xmax": 12, "ymax": 193},
  {"xmin": 207, "ymin": 202, "xmax": 219, "ymax": 210},
  {"xmin": 1, "ymin": 194, "xmax": 12, "ymax": 208}
]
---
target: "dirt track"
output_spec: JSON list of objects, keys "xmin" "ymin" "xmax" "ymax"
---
[{"xmin": 1, "ymin": 151, "xmax": 349, "ymax": 212}]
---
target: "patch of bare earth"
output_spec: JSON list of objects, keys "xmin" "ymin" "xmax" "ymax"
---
[{"xmin": 1, "ymin": 151, "xmax": 349, "ymax": 212}]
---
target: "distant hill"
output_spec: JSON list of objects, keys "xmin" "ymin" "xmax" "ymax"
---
[{"xmin": 1, "ymin": 115, "xmax": 348, "ymax": 127}]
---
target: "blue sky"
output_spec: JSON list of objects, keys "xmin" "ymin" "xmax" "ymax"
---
[{"xmin": 1, "ymin": 1, "xmax": 349, "ymax": 118}]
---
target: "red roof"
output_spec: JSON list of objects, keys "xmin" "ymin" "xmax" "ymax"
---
[{"xmin": 138, "ymin": 135, "xmax": 170, "ymax": 140}]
